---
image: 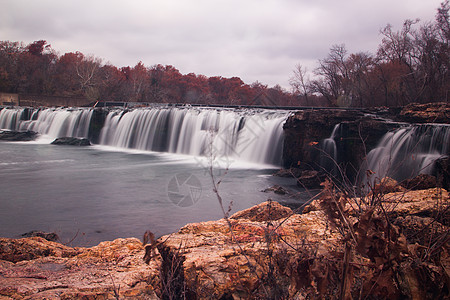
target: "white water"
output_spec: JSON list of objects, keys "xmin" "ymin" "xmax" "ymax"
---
[
  {"xmin": 0, "ymin": 107, "xmax": 27, "ymax": 131},
  {"xmin": 361, "ymin": 124, "xmax": 450, "ymax": 184},
  {"xmin": 0, "ymin": 107, "xmax": 288, "ymax": 166},
  {"xmin": 319, "ymin": 124, "xmax": 340, "ymax": 174},
  {"xmin": 99, "ymin": 107, "xmax": 287, "ymax": 165},
  {"xmin": 0, "ymin": 107, "xmax": 93, "ymax": 140}
]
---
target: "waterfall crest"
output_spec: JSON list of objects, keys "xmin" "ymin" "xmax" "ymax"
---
[
  {"xmin": 99, "ymin": 108, "xmax": 288, "ymax": 165},
  {"xmin": 0, "ymin": 107, "xmax": 288, "ymax": 166}
]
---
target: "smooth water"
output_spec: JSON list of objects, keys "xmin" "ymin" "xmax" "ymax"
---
[
  {"xmin": 0, "ymin": 141, "xmax": 302, "ymax": 246},
  {"xmin": 362, "ymin": 124, "xmax": 450, "ymax": 184}
]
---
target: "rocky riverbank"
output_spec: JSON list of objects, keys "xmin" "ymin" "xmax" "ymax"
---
[
  {"xmin": 1, "ymin": 185, "xmax": 448, "ymax": 299},
  {"xmin": 282, "ymin": 102, "xmax": 450, "ymax": 182}
]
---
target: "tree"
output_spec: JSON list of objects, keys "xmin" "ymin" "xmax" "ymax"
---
[
  {"xmin": 346, "ymin": 52, "xmax": 376, "ymax": 107},
  {"xmin": 311, "ymin": 44, "xmax": 350, "ymax": 106},
  {"xmin": 76, "ymin": 54, "xmax": 102, "ymax": 100},
  {"xmin": 289, "ymin": 64, "xmax": 310, "ymax": 105}
]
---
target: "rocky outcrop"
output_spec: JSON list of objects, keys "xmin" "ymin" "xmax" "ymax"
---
[
  {"xmin": 1, "ymin": 189, "xmax": 448, "ymax": 299},
  {"xmin": 0, "ymin": 238, "xmax": 160, "ymax": 299},
  {"xmin": 0, "ymin": 130, "xmax": 37, "ymax": 141},
  {"xmin": 282, "ymin": 109, "xmax": 398, "ymax": 180},
  {"xmin": 156, "ymin": 188, "xmax": 449, "ymax": 299},
  {"xmin": 282, "ymin": 103, "xmax": 449, "ymax": 182},
  {"xmin": 396, "ymin": 102, "xmax": 450, "ymax": 124},
  {"xmin": 156, "ymin": 201, "xmax": 340, "ymax": 299},
  {"xmin": 88, "ymin": 108, "xmax": 109, "ymax": 144},
  {"xmin": 21, "ymin": 230, "xmax": 60, "ymax": 242},
  {"xmin": 51, "ymin": 137, "xmax": 91, "ymax": 146}
]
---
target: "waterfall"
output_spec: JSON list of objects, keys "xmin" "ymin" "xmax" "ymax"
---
[
  {"xmin": 0, "ymin": 108, "xmax": 27, "ymax": 131},
  {"xmin": 319, "ymin": 124, "xmax": 340, "ymax": 174},
  {"xmin": 99, "ymin": 107, "xmax": 288, "ymax": 165},
  {"xmin": 0, "ymin": 106, "xmax": 288, "ymax": 166},
  {"xmin": 0, "ymin": 107, "xmax": 93, "ymax": 139},
  {"xmin": 361, "ymin": 124, "xmax": 450, "ymax": 184}
]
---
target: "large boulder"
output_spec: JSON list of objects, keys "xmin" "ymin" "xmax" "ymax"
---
[
  {"xmin": 401, "ymin": 173, "xmax": 437, "ymax": 190},
  {"xmin": 21, "ymin": 230, "xmax": 60, "ymax": 242},
  {"xmin": 51, "ymin": 137, "xmax": 91, "ymax": 146},
  {"xmin": 0, "ymin": 130, "xmax": 37, "ymax": 141}
]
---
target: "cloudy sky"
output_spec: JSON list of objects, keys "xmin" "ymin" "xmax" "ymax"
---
[{"xmin": 1, "ymin": 0, "xmax": 444, "ymax": 89}]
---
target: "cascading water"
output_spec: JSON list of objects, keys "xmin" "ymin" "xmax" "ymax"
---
[
  {"xmin": 0, "ymin": 106, "xmax": 288, "ymax": 166},
  {"xmin": 0, "ymin": 107, "xmax": 93, "ymax": 139},
  {"xmin": 319, "ymin": 124, "xmax": 340, "ymax": 174},
  {"xmin": 361, "ymin": 124, "xmax": 450, "ymax": 184},
  {"xmin": 99, "ymin": 107, "xmax": 288, "ymax": 165},
  {"xmin": 0, "ymin": 108, "xmax": 27, "ymax": 131}
]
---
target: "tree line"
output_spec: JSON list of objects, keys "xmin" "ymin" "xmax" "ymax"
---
[
  {"xmin": 0, "ymin": 40, "xmax": 299, "ymax": 106},
  {"xmin": 0, "ymin": 1, "xmax": 448, "ymax": 107},
  {"xmin": 290, "ymin": 1, "xmax": 449, "ymax": 107}
]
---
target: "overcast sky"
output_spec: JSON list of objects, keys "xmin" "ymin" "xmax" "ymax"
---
[{"xmin": 0, "ymin": 0, "xmax": 444, "ymax": 89}]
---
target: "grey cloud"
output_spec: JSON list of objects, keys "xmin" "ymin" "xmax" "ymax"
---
[{"xmin": 0, "ymin": 0, "xmax": 443, "ymax": 88}]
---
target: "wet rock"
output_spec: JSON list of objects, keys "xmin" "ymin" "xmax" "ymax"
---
[
  {"xmin": 262, "ymin": 185, "xmax": 289, "ymax": 195},
  {"xmin": 51, "ymin": 137, "xmax": 91, "ymax": 146},
  {"xmin": 273, "ymin": 168, "xmax": 302, "ymax": 178},
  {"xmin": 0, "ymin": 130, "xmax": 37, "ymax": 141},
  {"xmin": 401, "ymin": 174, "xmax": 437, "ymax": 190},
  {"xmin": 282, "ymin": 109, "xmax": 398, "ymax": 181},
  {"xmin": 21, "ymin": 230, "xmax": 60, "ymax": 242}
]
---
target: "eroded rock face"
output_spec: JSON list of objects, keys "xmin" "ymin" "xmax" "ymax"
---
[
  {"xmin": 397, "ymin": 102, "xmax": 450, "ymax": 124},
  {"xmin": 282, "ymin": 110, "xmax": 398, "ymax": 181}
]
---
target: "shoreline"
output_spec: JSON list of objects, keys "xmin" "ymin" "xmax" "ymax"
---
[{"xmin": 1, "ymin": 186, "xmax": 448, "ymax": 299}]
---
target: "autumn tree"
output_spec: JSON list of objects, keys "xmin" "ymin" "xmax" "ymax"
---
[{"xmin": 0, "ymin": 41, "xmax": 23, "ymax": 92}]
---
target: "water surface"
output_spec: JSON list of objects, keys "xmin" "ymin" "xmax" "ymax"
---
[{"xmin": 0, "ymin": 141, "xmax": 303, "ymax": 246}]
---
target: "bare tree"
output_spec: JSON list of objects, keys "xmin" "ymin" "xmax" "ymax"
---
[
  {"xmin": 76, "ymin": 54, "xmax": 102, "ymax": 100},
  {"xmin": 289, "ymin": 64, "xmax": 310, "ymax": 106}
]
